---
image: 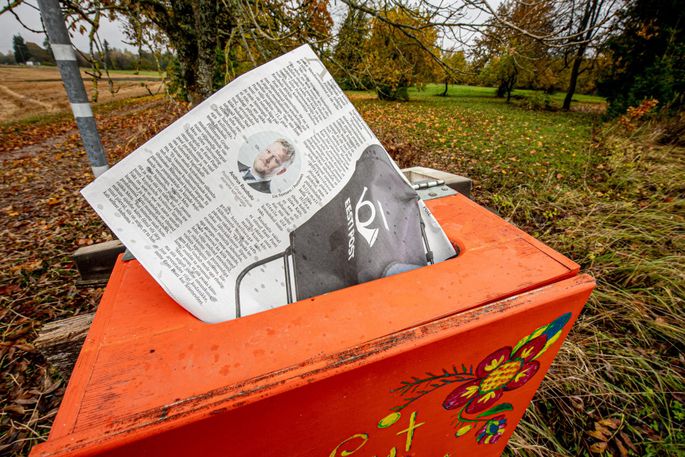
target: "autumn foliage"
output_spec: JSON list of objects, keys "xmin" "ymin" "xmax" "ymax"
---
[{"xmin": 363, "ymin": 8, "xmax": 439, "ymax": 101}]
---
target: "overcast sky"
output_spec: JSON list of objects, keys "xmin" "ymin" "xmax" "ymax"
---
[{"xmin": 0, "ymin": 2, "xmax": 134, "ymax": 53}]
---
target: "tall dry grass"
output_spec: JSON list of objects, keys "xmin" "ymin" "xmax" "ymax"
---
[{"xmin": 495, "ymin": 119, "xmax": 685, "ymax": 456}]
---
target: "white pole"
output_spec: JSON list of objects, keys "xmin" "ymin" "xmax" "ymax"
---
[{"xmin": 37, "ymin": 0, "xmax": 109, "ymax": 177}]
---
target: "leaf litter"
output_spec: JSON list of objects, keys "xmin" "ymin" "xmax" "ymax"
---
[{"xmin": 0, "ymin": 95, "xmax": 188, "ymax": 456}]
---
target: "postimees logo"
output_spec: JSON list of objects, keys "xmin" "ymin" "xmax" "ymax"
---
[{"xmin": 346, "ymin": 187, "xmax": 390, "ymax": 261}]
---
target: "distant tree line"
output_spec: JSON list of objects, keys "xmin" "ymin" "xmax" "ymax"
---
[
  {"xmin": 99, "ymin": 40, "xmax": 173, "ymax": 72},
  {"xmin": 1, "ymin": 33, "xmax": 171, "ymax": 72},
  {"xmin": 1, "ymin": 0, "xmax": 681, "ymax": 115},
  {"xmin": 332, "ymin": 0, "xmax": 683, "ymax": 115},
  {"xmin": 332, "ymin": 0, "xmax": 616, "ymax": 109}
]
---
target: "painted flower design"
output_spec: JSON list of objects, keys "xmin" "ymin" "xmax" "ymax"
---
[
  {"xmin": 476, "ymin": 415, "xmax": 507, "ymax": 444},
  {"xmin": 442, "ymin": 336, "xmax": 545, "ymax": 414},
  {"xmin": 391, "ymin": 312, "xmax": 573, "ymax": 446}
]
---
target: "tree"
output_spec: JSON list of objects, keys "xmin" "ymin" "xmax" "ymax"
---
[
  {"xmin": 332, "ymin": 7, "xmax": 370, "ymax": 90},
  {"xmin": 0, "ymin": 50, "xmax": 16, "ymax": 64},
  {"xmin": 473, "ymin": 1, "xmax": 555, "ymax": 102},
  {"xmin": 3, "ymin": 0, "xmax": 617, "ymax": 105},
  {"xmin": 42, "ymin": 35, "xmax": 51, "ymax": 55},
  {"xmin": 12, "ymin": 34, "xmax": 30, "ymax": 64},
  {"xmin": 598, "ymin": 0, "xmax": 685, "ymax": 115},
  {"xmin": 437, "ymin": 50, "xmax": 467, "ymax": 96},
  {"xmin": 363, "ymin": 7, "xmax": 439, "ymax": 100},
  {"xmin": 16, "ymin": 0, "xmax": 333, "ymax": 105},
  {"xmin": 337, "ymin": 0, "xmax": 620, "ymax": 103},
  {"xmin": 25, "ymin": 41, "xmax": 54, "ymax": 64},
  {"xmin": 556, "ymin": 0, "xmax": 618, "ymax": 111},
  {"xmin": 103, "ymin": 39, "xmax": 113, "ymax": 70},
  {"xmin": 477, "ymin": 52, "xmax": 520, "ymax": 101}
]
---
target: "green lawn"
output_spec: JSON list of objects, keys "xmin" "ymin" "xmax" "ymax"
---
[
  {"xmin": 351, "ymin": 84, "xmax": 603, "ymax": 197},
  {"xmin": 350, "ymin": 85, "xmax": 684, "ymax": 456},
  {"xmin": 105, "ymin": 68, "xmax": 165, "ymax": 78},
  {"xmin": 415, "ymin": 83, "xmax": 605, "ymax": 103}
]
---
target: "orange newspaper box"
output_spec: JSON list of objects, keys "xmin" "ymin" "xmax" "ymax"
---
[{"xmin": 31, "ymin": 194, "xmax": 594, "ymax": 457}]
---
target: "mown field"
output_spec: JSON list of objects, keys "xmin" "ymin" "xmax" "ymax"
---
[
  {"xmin": 0, "ymin": 84, "xmax": 682, "ymax": 456},
  {"xmin": 0, "ymin": 65, "xmax": 163, "ymax": 122}
]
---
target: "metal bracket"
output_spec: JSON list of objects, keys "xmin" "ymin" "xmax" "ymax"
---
[
  {"xmin": 403, "ymin": 167, "xmax": 472, "ymax": 200},
  {"xmin": 411, "ymin": 179, "xmax": 458, "ymax": 200}
]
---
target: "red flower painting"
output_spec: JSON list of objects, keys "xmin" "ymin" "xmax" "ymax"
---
[
  {"xmin": 442, "ymin": 335, "xmax": 545, "ymax": 414},
  {"xmin": 392, "ymin": 312, "xmax": 572, "ymax": 445}
]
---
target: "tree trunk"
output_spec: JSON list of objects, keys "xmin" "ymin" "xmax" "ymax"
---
[
  {"xmin": 505, "ymin": 71, "xmax": 517, "ymax": 103},
  {"xmin": 191, "ymin": 0, "xmax": 218, "ymax": 105},
  {"xmin": 176, "ymin": 43, "xmax": 200, "ymax": 104},
  {"xmin": 563, "ymin": 43, "xmax": 587, "ymax": 111},
  {"xmin": 440, "ymin": 79, "xmax": 448, "ymax": 97},
  {"xmin": 563, "ymin": 0, "xmax": 599, "ymax": 111},
  {"xmin": 497, "ymin": 81, "xmax": 507, "ymax": 98},
  {"xmin": 152, "ymin": 0, "xmax": 234, "ymax": 106}
]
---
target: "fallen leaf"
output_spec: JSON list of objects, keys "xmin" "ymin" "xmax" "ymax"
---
[
  {"xmin": 587, "ymin": 429, "xmax": 608, "ymax": 441},
  {"xmin": 3, "ymin": 404, "xmax": 25, "ymax": 415},
  {"xmin": 594, "ymin": 422, "xmax": 612, "ymax": 436},
  {"xmin": 11, "ymin": 260, "xmax": 42, "ymax": 273},
  {"xmin": 615, "ymin": 437, "xmax": 629, "ymax": 457},
  {"xmin": 0, "ymin": 284, "xmax": 20, "ymax": 295},
  {"xmin": 13, "ymin": 343, "xmax": 34, "ymax": 352},
  {"xmin": 619, "ymin": 432, "xmax": 638, "ymax": 452},
  {"xmin": 598, "ymin": 418, "xmax": 621, "ymax": 429},
  {"xmin": 589, "ymin": 441, "xmax": 607, "ymax": 453}
]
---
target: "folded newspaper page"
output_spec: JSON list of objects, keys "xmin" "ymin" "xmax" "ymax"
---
[{"xmin": 82, "ymin": 45, "xmax": 456, "ymax": 323}]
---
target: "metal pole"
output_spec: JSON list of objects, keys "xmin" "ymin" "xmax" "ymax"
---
[{"xmin": 37, "ymin": 0, "xmax": 109, "ymax": 177}]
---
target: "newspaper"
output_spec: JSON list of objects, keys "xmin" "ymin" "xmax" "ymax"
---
[{"xmin": 82, "ymin": 45, "xmax": 456, "ymax": 323}]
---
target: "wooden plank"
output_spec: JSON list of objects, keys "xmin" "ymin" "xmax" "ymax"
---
[
  {"xmin": 73, "ymin": 240, "xmax": 126, "ymax": 286},
  {"xmin": 34, "ymin": 313, "xmax": 94, "ymax": 378}
]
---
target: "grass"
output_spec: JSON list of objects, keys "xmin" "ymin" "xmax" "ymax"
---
[
  {"xmin": 105, "ymin": 69, "xmax": 165, "ymax": 78},
  {"xmin": 0, "ymin": 65, "xmax": 162, "ymax": 79},
  {"xmin": 0, "ymin": 110, "xmax": 73, "ymax": 129},
  {"xmin": 413, "ymin": 83, "xmax": 605, "ymax": 103},
  {"xmin": 351, "ymin": 84, "xmax": 602, "ymax": 196},
  {"xmin": 0, "ymin": 65, "xmax": 163, "ymax": 78},
  {"xmin": 353, "ymin": 85, "xmax": 684, "ymax": 456}
]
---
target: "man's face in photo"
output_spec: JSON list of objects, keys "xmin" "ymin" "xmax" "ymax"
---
[{"xmin": 252, "ymin": 141, "xmax": 289, "ymax": 178}]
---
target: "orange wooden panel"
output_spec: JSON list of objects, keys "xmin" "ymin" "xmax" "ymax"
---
[{"xmin": 31, "ymin": 194, "xmax": 591, "ymax": 457}]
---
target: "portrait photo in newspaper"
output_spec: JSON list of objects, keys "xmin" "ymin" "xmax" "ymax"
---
[{"xmin": 237, "ymin": 132, "xmax": 301, "ymax": 194}]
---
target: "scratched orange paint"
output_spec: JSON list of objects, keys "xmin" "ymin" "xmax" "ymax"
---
[{"xmin": 31, "ymin": 194, "xmax": 594, "ymax": 457}]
